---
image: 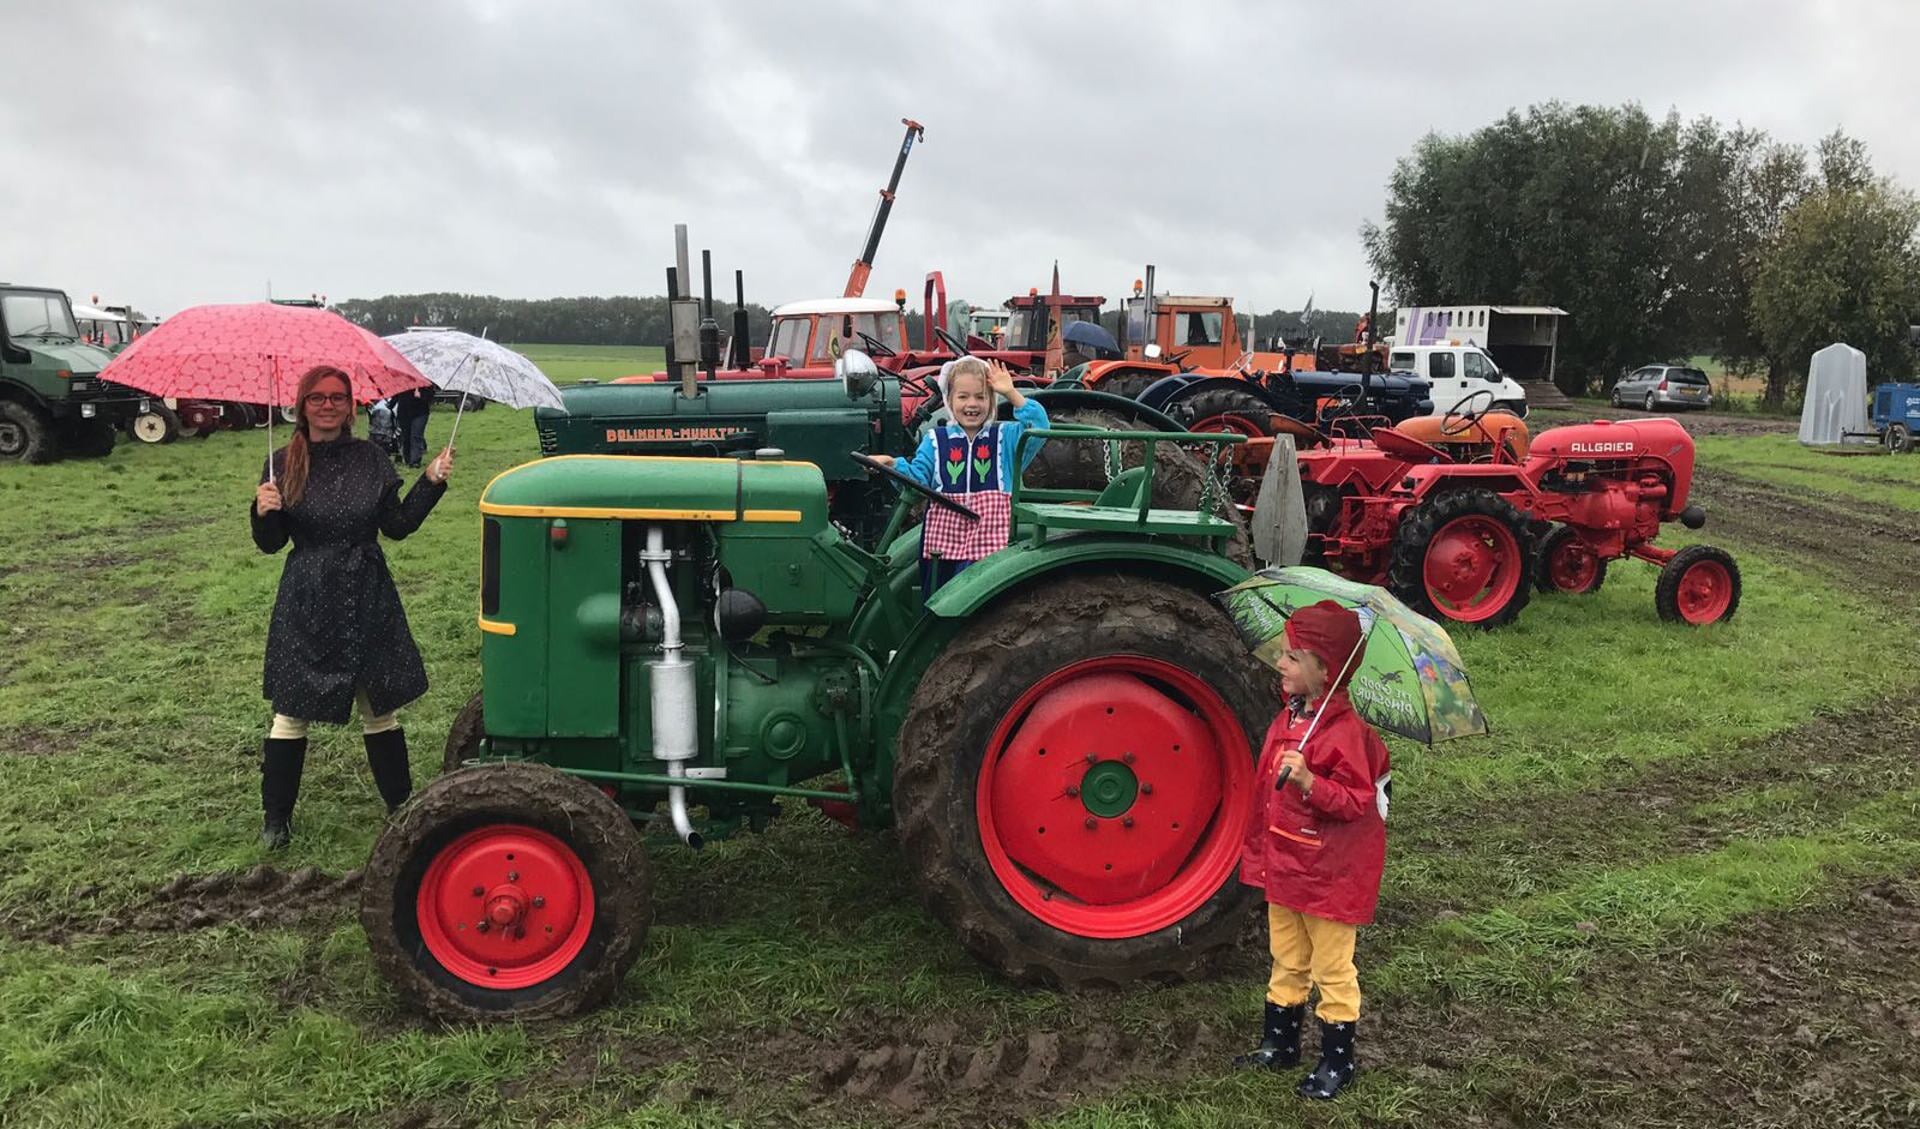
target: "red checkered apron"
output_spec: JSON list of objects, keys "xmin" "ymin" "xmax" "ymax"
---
[{"xmin": 921, "ymin": 489, "xmax": 1012, "ymax": 561}]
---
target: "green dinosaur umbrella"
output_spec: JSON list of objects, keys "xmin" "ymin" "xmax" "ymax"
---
[{"xmin": 1216, "ymin": 566, "xmax": 1490, "ymax": 744}]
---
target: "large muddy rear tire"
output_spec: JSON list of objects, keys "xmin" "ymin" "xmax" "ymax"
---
[
  {"xmin": 1023, "ymin": 408, "xmax": 1253, "ymax": 566},
  {"xmin": 1388, "ymin": 489, "xmax": 1535, "ymax": 628},
  {"xmin": 893, "ymin": 574, "xmax": 1275, "ymax": 989},
  {"xmin": 360, "ymin": 762, "xmax": 651, "ymax": 1023}
]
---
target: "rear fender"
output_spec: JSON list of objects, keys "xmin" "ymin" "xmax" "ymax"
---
[
  {"xmin": 924, "ymin": 539, "xmax": 1246, "ymax": 619},
  {"xmin": 1137, "ymin": 373, "xmax": 1203, "ymax": 411}
]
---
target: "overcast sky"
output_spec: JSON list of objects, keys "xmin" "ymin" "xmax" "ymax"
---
[{"xmin": 6, "ymin": 0, "xmax": 1916, "ymax": 320}]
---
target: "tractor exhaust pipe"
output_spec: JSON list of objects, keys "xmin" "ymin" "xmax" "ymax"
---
[{"xmin": 642, "ymin": 525, "xmax": 703, "ymax": 849}]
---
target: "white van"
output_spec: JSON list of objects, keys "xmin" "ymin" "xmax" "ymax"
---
[{"xmin": 1388, "ymin": 344, "xmax": 1529, "ymax": 418}]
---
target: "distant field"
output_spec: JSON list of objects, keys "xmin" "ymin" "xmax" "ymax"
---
[{"xmin": 509, "ymin": 343, "xmax": 665, "ymax": 384}]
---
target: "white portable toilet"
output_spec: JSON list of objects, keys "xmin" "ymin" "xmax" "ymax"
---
[{"xmin": 1797, "ymin": 343, "xmax": 1869, "ymax": 445}]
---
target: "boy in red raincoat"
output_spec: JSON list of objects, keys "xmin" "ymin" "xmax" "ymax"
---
[{"xmin": 1234, "ymin": 599, "xmax": 1390, "ymax": 1100}]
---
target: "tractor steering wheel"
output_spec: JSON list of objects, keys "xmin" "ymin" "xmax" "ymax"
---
[
  {"xmin": 849, "ymin": 451, "xmax": 980, "ymax": 521},
  {"xmin": 856, "ymin": 332, "xmax": 896, "ymax": 358},
  {"xmin": 1441, "ymin": 388, "xmax": 1497, "ymax": 437}
]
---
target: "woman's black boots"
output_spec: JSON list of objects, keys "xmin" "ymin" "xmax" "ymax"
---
[
  {"xmin": 1232, "ymin": 1002, "xmax": 1305, "ymax": 1069},
  {"xmin": 259, "ymin": 737, "xmax": 308, "ymax": 849},
  {"xmin": 364, "ymin": 728, "xmax": 414, "ymax": 813},
  {"xmin": 1297, "ymin": 1019, "xmax": 1358, "ymax": 1100}
]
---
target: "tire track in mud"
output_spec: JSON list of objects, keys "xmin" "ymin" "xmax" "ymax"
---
[
  {"xmin": 1693, "ymin": 468, "xmax": 1920, "ymax": 602},
  {"xmin": 766, "ymin": 1016, "xmax": 1227, "ymax": 1119},
  {"xmin": 1368, "ymin": 873, "xmax": 1920, "ymax": 1127},
  {"xmin": 16, "ymin": 864, "xmax": 359, "ymax": 945},
  {"xmin": 1383, "ymin": 692, "xmax": 1920, "ymax": 925}
]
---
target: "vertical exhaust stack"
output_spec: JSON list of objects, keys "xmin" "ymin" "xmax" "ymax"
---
[
  {"xmin": 699, "ymin": 250, "xmax": 720, "ymax": 382},
  {"xmin": 1361, "ymin": 280, "xmax": 1380, "ymax": 415},
  {"xmin": 642, "ymin": 525, "xmax": 703, "ymax": 849},
  {"xmin": 730, "ymin": 270, "xmax": 751, "ymax": 371}
]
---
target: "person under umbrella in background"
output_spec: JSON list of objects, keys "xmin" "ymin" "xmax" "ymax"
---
[
  {"xmin": 391, "ymin": 382, "xmax": 434, "ymax": 467},
  {"xmin": 250, "ymin": 365, "xmax": 453, "ymax": 849}
]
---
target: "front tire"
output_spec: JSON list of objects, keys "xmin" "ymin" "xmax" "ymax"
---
[
  {"xmin": 1888, "ymin": 423, "xmax": 1913, "ymax": 454},
  {"xmin": 0, "ymin": 401, "xmax": 55, "ymax": 463},
  {"xmin": 360, "ymin": 762, "xmax": 651, "ymax": 1022},
  {"xmin": 893, "ymin": 574, "xmax": 1275, "ymax": 988},
  {"xmin": 129, "ymin": 405, "xmax": 182, "ymax": 444},
  {"xmin": 1655, "ymin": 544, "xmax": 1741, "ymax": 625},
  {"xmin": 60, "ymin": 418, "xmax": 117, "ymax": 458},
  {"xmin": 443, "ymin": 691, "xmax": 485, "ymax": 775},
  {"xmin": 1389, "ymin": 489, "xmax": 1535, "ymax": 628}
]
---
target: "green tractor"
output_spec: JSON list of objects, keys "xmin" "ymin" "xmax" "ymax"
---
[
  {"xmin": 359, "ymin": 349, "xmax": 1281, "ymax": 1022},
  {"xmin": 0, "ymin": 284, "xmax": 148, "ymax": 462}
]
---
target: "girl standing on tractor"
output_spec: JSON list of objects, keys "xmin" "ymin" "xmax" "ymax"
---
[
  {"xmin": 249, "ymin": 365, "xmax": 454, "ymax": 849},
  {"xmin": 1233, "ymin": 599, "xmax": 1391, "ymax": 1101},
  {"xmin": 869, "ymin": 357, "xmax": 1047, "ymax": 596}
]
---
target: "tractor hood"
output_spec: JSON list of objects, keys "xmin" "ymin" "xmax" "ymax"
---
[
  {"xmin": 481, "ymin": 453, "xmax": 829, "ymax": 529},
  {"xmin": 533, "ymin": 377, "xmax": 901, "ymax": 481},
  {"xmin": 23, "ymin": 340, "xmax": 113, "ymax": 376},
  {"xmin": 1526, "ymin": 417, "xmax": 1693, "ymax": 464}
]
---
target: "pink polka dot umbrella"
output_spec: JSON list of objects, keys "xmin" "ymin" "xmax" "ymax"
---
[{"xmin": 99, "ymin": 302, "xmax": 428, "ymax": 481}]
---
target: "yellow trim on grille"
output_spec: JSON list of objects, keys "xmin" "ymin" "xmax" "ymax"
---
[
  {"xmin": 478, "ymin": 617, "xmax": 518, "ymax": 636},
  {"xmin": 477, "ymin": 502, "xmax": 802, "ymax": 522}
]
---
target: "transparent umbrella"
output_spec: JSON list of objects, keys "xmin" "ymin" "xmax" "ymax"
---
[{"xmin": 382, "ymin": 330, "xmax": 565, "ymax": 448}]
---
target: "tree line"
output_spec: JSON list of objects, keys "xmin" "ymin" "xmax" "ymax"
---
[
  {"xmin": 334, "ymin": 293, "xmax": 779, "ymax": 350},
  {"xmin": 1363, "ymin": 102, "xmax": 1920, "ymax": 403}
]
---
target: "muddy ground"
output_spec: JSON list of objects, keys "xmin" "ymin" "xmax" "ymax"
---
[{"xmin": 15, "ymin": 439, "xmax": 1918, "ymax": 1128}]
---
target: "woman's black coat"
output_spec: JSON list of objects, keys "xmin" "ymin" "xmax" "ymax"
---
[{"xmin": 251, "ymin": 437, "xmax": 446, "ymax": 723}]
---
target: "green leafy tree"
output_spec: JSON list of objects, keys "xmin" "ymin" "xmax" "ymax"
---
[
  {"xmin": 1749, "ymin": 177, "xmax": 1920, "ymax": 404},
  {"xmin": 1364, "ymin": 102, "xmax": 1701, "ymax": 392}
]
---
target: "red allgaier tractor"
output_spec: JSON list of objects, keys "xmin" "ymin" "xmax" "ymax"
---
[{"xmin": 1295, "ymin": 400, "xmax": 1742, "ymax": 629}]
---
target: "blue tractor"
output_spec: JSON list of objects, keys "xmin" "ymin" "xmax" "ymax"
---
[{"xmin": 1874, "ymin": 382, "xmax": 1920, "ymax": 453}]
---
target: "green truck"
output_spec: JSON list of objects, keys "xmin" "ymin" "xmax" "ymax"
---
[{"xmin": 0, "ymin": 284, "xmax": 147, "ymax": 462}]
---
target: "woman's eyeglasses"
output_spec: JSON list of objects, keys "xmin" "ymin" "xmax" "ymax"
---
[{"xmin": 304, "ymin": 393, "xmax": 351, "ymax": 407}]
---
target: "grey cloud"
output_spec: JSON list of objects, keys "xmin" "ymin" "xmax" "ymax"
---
[{"xmin": 6, "ymin": 0, "xmax": 1917, "ymax": 319}]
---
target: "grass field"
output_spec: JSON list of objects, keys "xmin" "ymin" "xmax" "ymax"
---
[
  {"xmin": 2, "ymin": 403, "xmax": 1918, "ymax": 1127},
  {"xmin": 510, "ymin": 344, "xmax": 666, "ymax": 385}
]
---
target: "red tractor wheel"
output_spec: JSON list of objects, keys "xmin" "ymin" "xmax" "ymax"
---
[
  {"xmin": 1389, "ymin": 490, "xmax": 1535, "ymax": 628},
  {"xmin": 1535, "ymin": 524, "xmax": 1608, "ymax": 595},
  {"xmin": 893, "ymin": 574, "xmax": 1274, "ymax": 988},
  {"xmin": 1655, "ymin": 544, "xmax": 1741, "ymax": 625},
  {"xmin": 1174, "ymin": 386, "xmax": 1276, "ymax": 439},
  {"xmin": 360, "ymin": 761, "xmax": 651, "ymax": 1022}
]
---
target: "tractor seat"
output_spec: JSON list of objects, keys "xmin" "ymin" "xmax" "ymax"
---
[{"xmin": 1390, "ymin": 413, "xmax": 1531, "ymax": 461}]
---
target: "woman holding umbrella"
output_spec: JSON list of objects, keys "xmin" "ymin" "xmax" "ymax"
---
[{"xmin": 250, "ymin": 364, "xmax": 453, "ymax": 849}]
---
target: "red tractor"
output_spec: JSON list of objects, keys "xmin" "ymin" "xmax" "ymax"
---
[{"xmin": 1293, "ymin": 400, "xmax": 1741, "ymax": 629}]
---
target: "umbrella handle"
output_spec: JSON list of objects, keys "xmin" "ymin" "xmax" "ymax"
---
[{"xmin": 1274, "ymin": 764, "xmax": 1292, "ymax": 792}]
